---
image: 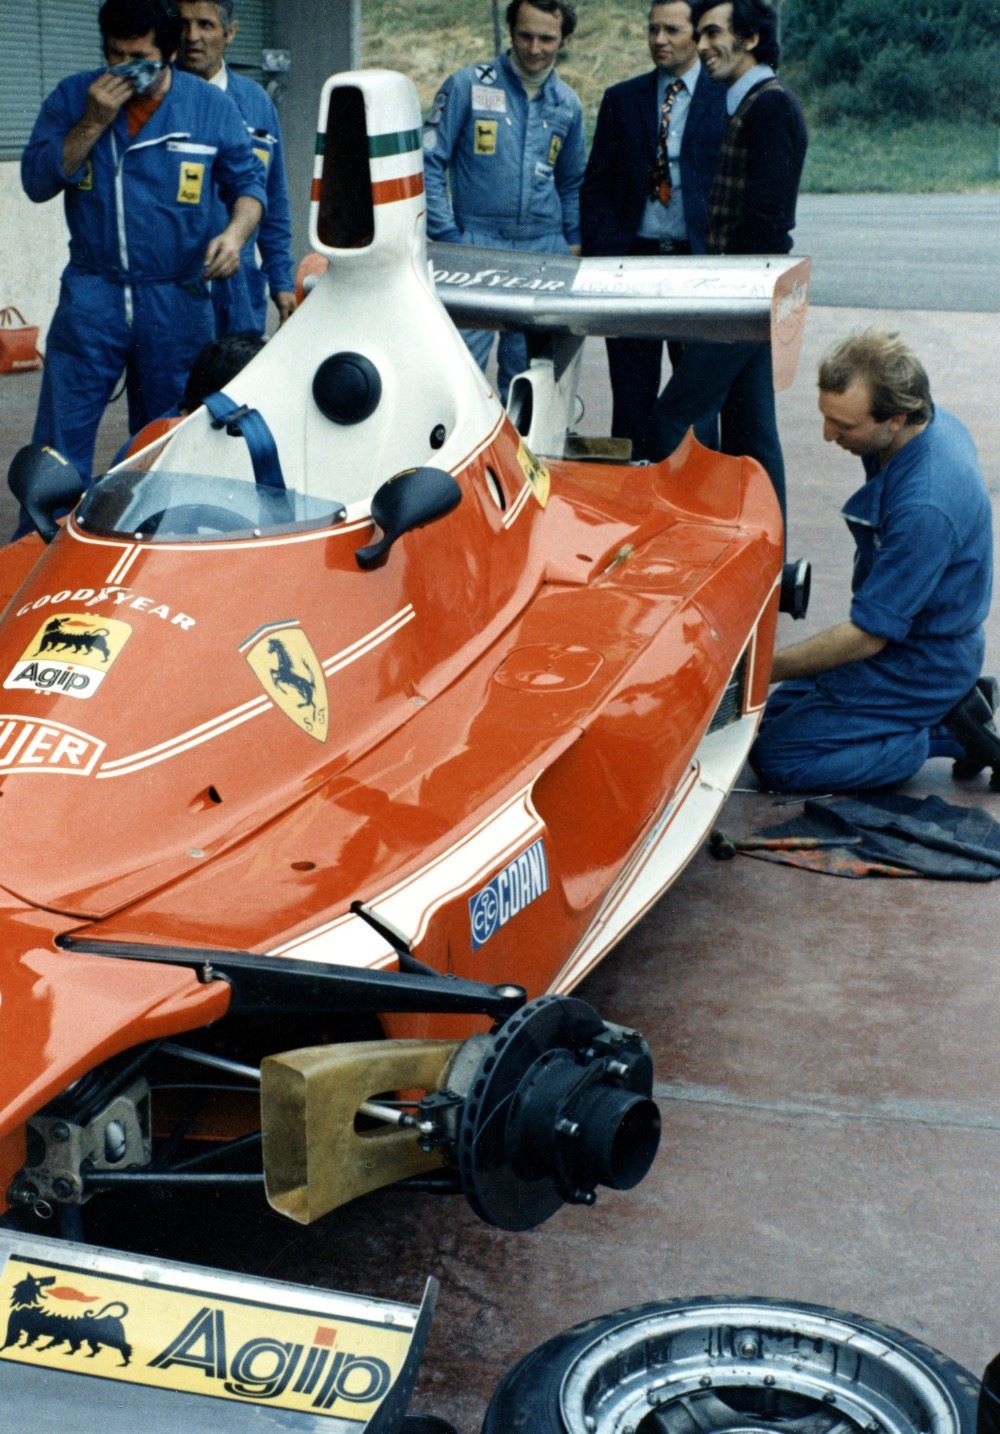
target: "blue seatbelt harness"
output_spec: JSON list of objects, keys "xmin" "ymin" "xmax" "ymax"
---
[{"xmin": 203, "ymin": 391, "xmax": 286, "ymax": 491}]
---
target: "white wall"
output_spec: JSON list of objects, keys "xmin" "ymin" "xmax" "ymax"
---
[{"xmin": 0, "ymin": 159, "xmax": 67, "ymax": 337}]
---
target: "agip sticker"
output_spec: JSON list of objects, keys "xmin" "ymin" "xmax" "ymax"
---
[
  {"xmin": 0, "ymin": 1257, "xmax": 411, "ymax": 1422},
  {"xmin": 5, "ymin": 613, "xmax": 132, "ymax": 700},
  {"xmin": 177, "ymin": 160, "xmax": 205, "ymax": 204}
]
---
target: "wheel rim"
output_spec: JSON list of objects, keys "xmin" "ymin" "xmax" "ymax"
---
[{"xmin": 558, "ymin": 1302, "xmax": 961, "ymax": 1434}]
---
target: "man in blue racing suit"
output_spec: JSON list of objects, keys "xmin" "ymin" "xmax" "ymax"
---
[
  {"xmin": 21, "ymin": 0, "xmax": 266, "ymax": 482},
  {"xmin": 423, "ymin": 0, "xmax": 586, "ymax": 404},
  {"xmin": 178, "ymin": 0, "xmax": 296, "ymax": 335},
  {"xmin": 750, "ymin": 330, "xmax": 995, "ymax": 794}
]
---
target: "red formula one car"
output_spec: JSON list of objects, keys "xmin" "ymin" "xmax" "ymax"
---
[{"xmin": 0, "ymin": 68, "xmax": 809, "ymax": 1430}]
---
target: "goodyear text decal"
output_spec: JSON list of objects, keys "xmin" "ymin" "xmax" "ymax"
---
[
  {"xmin": 469, "ymin": 838, "xmax": 549, "ymax": 950},
  {"xmin": 0, "ymin": 1258, "xmax": 411, "ymax": 1421},
  {"xmin": 5, "ymin": 614, "xmax": 132, "ymax": 701}
]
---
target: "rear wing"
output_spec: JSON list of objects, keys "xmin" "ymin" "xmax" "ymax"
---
[{"xmin": 430, "ymin": 244, "xmax": 810, "ymax": 393}]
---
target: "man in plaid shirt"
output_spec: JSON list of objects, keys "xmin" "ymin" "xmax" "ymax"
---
[{"xmin": 643, "ymin": 0, "xmax": 806, "ymax": 532}]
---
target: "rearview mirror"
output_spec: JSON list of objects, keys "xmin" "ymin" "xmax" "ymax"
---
[
  {"xmin": 8, "ymin": 444, "xmax": 85, "ymax": 543},
  {"xmin": 355, "ymin": 466, "xmax": 462, "ymax": 570}
]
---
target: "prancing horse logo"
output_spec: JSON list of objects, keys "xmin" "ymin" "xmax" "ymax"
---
[{"xmin": 244, "ymin": 625, "xmax": 328, "ymax": 741}]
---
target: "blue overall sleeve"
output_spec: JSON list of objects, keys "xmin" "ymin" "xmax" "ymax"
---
[
  {"xmin": 555, "ymin": 102, "xmax": 586, "ymax": 246},
  {"xmin": 423, "ymin": 75, "xmax": 466, "ymax": 244}
]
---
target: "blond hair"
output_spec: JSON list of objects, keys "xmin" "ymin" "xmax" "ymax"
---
[{"xmin": 818, "ymin": 330, "xmax": 933, "ymax": 426}]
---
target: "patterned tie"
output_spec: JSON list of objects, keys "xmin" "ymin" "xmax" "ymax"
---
[{"xmin": 650, "ymin": 78, "xmax": 685, "ymax": 205}]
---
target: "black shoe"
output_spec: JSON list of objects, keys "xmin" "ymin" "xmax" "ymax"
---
[{"xmin": 946, "ymin": 676, "xmax": 1000, "ymax": 790}]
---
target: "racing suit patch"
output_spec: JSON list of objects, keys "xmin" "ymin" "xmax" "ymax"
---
[
  {"xmin": 177, "ymin": 162, "xmax": 205, "ymax": 204},
  {"xmin": 474, "ymin": 120, "xmax": 498, "ymax": 155},
  {"xmin": 77, "ymin": 159, "xmax": 93, "ymax": 191},
  {"xmin": 472, "ymin": 85, "xmax": 507, "ymax": 113},
  {"xmin": 547, "ymin": 133, "xmax": 563, "ymax": 166},
  {"xmin": 475, "ymin": 64, "xmax": 498, "ymax": 84},
  {"xmin": 252, "ymin": 146, "xmax": 271, "ymax": 169}
]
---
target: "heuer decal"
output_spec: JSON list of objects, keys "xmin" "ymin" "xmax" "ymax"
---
[
  {"xmin": 0, "ymin": 1256, "xmax": 410, "ymax": 1420},
  {"xmin": 0, "ymin": 716, "xmax": 104, "ymax": 775},
  {"xmin": 516, "ymin": 440, "xmax": 550, "ymax": 507},
  {"xmin": 5, "ymin": 613, "xmax": 131, "ymax": 700},
  {"xmin": 469, "ymin": 837, "xmax": 549, "ymax": 950},
  {"xmin": 243, "ymin": 625, "xmax": 328, "ymax": 740}
]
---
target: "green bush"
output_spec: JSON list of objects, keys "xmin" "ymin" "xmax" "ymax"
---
[{"xmin": 781, "ymin": 0, "xmax": 1000, "ymax": 124}]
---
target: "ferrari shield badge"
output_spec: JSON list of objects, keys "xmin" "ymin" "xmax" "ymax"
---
[
  {"xmin": 5, "ymin": 613, "xmax": 132, "ymax": 700},
  {"xmin": 516, "ymin": 440, "xmax": 550, "ymax": 508},
  {"xmin": 243, "ymin": 624, "xmax": 328, "ymax": 741}
]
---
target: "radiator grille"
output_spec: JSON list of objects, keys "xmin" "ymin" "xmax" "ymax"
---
[{"xmin": 707, "ymin": 650, "xmax": 747, "ymax": 733}]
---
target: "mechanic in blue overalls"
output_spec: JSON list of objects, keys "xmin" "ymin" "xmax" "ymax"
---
[
  {"xmin": 423, "ymin": 0, "xmax": 586, "ymax": 404},
  {"xmin": 21, "ymin": 0, "xmax": 267, "ymax": 483},
  {"xmin": 750, "ymin": 330, "xmax": 995, "ymax": 793},
  {"xmin": 178, "ymin": 0, "xmax": 295, "ymax": 335}
]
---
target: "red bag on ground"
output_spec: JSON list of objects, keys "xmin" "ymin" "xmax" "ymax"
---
[{"xmin": 0, "ymin": 306, "xmax": 42, "ymax": 374}]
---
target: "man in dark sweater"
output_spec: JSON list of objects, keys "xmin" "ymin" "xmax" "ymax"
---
[
  {"xmin": 581, "ymin": 2, "xmax": 727, "ymax": 452},
  {"xmin": 643, "ymin": 0, "xmax": 807, "ymax": 527}
]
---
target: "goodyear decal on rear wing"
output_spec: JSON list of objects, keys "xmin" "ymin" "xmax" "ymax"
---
[
  {"xmin": 0, "ymin": 1255, "xmax": 414, "ymax": 1422},
  {"xmin": 5, "ymin": 613, "xmax": 132, "ymax": 700},
  {"xmin": 469, "ymin": 837, "xmax": 549, "ymax": 950}
]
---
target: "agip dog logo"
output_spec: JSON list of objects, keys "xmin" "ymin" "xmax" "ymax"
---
[
  {"xmin": 5, "ymin": 612, "xmax": 132, "ymax": 700},
  {"xmin": 243, "ymin": 624, "xmax": 328, "ymax": 741}
]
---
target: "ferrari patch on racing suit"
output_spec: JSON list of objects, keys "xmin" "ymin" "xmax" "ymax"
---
[
  {"xmin": 547, "ymin": 133, "xmax": 563, "ymax": 166},
  {"xmin": 474, "ymin": 120, "xmax": 498, "ymax": 155},
  {"xmin": 177, "ymin": 162, "xmax": 205, "ymax": 204}
]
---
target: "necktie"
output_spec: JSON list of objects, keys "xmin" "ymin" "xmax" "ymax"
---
[{"xmin": 650, "ymin": 78, "xmax": 685, "ymax": 205}]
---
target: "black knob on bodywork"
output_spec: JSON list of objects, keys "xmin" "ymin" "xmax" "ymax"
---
[{"xmin": 312, "ymin": 351, "xmax": 382, "ymax": 425}]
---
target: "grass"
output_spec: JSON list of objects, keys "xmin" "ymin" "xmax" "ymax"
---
[
  {"xmin": 801, "ymin": 120, "xmax": 1000, "ymax": 194},
  {"xmin": 359, "ymin": 0, "xmax": 1000, "ymax": 193}
]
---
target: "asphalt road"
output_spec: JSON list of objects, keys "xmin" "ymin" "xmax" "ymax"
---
[{"xmin": 795, "ymin": 193, "xmax": 1000, "ymax": 310}]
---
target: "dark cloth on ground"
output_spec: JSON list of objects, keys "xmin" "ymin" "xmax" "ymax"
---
[{"xmin": 739, "ymin": 793, "xmax": 1000, "ymax": 880}]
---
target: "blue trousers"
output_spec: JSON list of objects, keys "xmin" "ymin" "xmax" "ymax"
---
[
  {"xmin": 33, "ymin": 269, "xmax": 215, "ymax": 481},
  {"xmin": 643, "ymin": 339, "xmax": 785, "ymax": 524},
  {"xmin": 605, "ymin": 335, "xmax": 719, "ymax": 455},
  {"xmin": 461, "ymin": 324, "xmax": 528, "ymax": 408}
]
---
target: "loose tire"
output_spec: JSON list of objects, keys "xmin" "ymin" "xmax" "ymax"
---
[{"xmin": 481, "ymin": 1295, "xmax": 980, "ymax": 1434}]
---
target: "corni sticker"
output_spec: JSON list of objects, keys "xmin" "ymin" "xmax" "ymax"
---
[
  {"xmin": 5, "ymin": 613, "xmax": 132, "ymax": 700},
  {"xmin": 0, "ymin": 1256, "xmax": 411, "ymax": 1422},
  {"xmin": 469, "ymin": 838, "xmax": 549, "ymax": 950},
  {"xmin": 243, "ymin": 624, "xmax": 328, "ymax": 741}
]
